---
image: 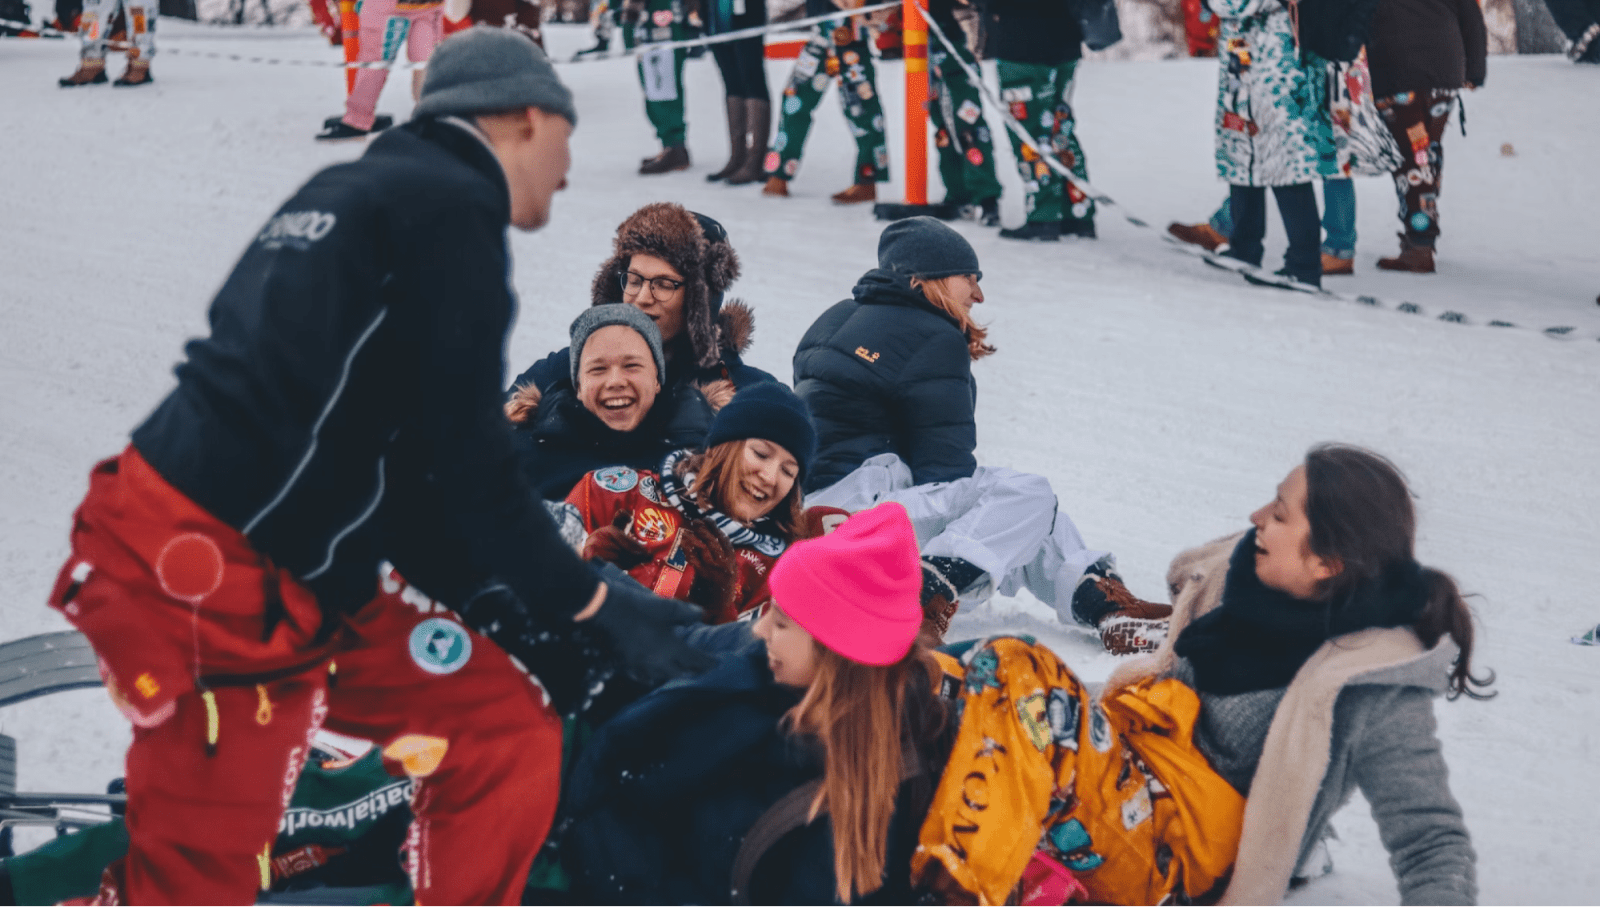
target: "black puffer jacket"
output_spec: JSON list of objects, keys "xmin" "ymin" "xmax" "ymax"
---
[
  {"xmin": 978, "ymin": 0, "xmax": 1084, "ymax": 64},
  {"xmin": 563, "ymin": 643, "xmax": 953, "ymax": 904},
  {"xmin": 1366, "ymin": 0, "xmax": 1487, "ymax": 96},
  {"xmin": 510, "ymin": 384, "xmax": 714, "ymax": 500},
  {"xmin": 793, "ymin": 269, "xmax": 979, "ymax": 493}
]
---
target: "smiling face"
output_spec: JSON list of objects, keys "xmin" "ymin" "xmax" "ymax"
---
[
  {"xmin": 621, "ymin": 253, "xmax": 688, "ymax": 345},
  {"xmin": 576, "ymin": 324, "xmax": 660, "ymax": 432},
  {"xmin": 1249, "ymin": 465, "xmax": 1341, "ymax": 600},
  {"xmin": 752, "ymin": 602, "xmax": 820, "ymax": 688},
  {"xmin": 721, "ymin": 439, "xmax": 798, "ymax": 525}
]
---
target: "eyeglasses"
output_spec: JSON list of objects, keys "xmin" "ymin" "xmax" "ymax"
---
[{"xmin": 620, "ymin": 271, "xmax": 685, "ymax": 299}]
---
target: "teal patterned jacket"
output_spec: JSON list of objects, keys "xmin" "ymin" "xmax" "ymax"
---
[{"xmin": 1212, "ymin": 0, "xmax": 1337, "ymax": 186}]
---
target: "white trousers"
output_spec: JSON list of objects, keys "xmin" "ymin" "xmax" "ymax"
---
[
  {"xmin": 79, "ymin": 0, "xmax": 156, "ymax": 61},
  {"xmin": 806, "ymin": 454, "xmax": 1107, "ymax": 625}
]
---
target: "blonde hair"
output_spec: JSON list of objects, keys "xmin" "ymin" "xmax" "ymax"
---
[
  {"xmin": 783, "ymin": 643, "xmax": 941, "ymax": 902},
  {"xmin": 909, "ymin": 275, "xmax": 995, "ymax": 361}
]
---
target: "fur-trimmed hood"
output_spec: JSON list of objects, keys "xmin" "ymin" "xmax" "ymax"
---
[{"xmin": 589, "ymin": 203, "xmax": 742, "ymax": 372}]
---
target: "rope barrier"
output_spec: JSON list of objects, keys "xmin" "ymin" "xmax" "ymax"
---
[
  {"xmin": 915, "ymin": 4, "xmax": 1597, "ymax": 343},
  {"xmin": 1, "ymin": 2, "xmax": 899, "ymax": 69}
]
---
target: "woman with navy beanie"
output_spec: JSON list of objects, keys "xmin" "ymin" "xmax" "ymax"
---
[
  {"xmin": 558, "ymin": 382, "xmax": 838, "ymax": 625},
  {"xmin": 794, "ymin": 216, "xmax": 1172, "ymax": 651}
]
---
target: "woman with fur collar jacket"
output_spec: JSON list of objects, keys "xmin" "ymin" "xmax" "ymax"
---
[
  {"xmin": 1104, "ymin": 443, "xmax": 1486, "ymax": 905},
  {"xmin": 508, "ymin": 203, "xmax": 775, "ymax": 414}
]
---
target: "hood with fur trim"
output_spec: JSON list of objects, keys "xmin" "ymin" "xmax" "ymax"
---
[{"xmin": 589, "ymin": 203, "xmax": 742, "ymax": 372}]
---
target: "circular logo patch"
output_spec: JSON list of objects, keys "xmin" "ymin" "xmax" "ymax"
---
[
  {"xmin": 595, "ymin": 465, "xmax": 638, "ymax": 493},
  {"xmin": 408, "ymin": 618, "xmax": 472, "ymax": 675}
]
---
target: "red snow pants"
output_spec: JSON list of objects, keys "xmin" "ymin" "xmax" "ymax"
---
[{"xmin": 48, "ymin": 447, "xmax": 561, "ymax": 905}]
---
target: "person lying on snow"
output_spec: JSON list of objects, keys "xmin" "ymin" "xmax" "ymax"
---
[
  {"xmin": 564, "ymin": 381, "xmax": 847, "ymax": 626},
  {"xmin": 507, "ymin": 202, "xmax": 775, "ymax": 413},
  {"xmin": 506, "ymin": 304, "xmax": 715, "ymax": 501},
  {"xmin": 793, "ymin": 215, "xmax": 1172, "ymax": 655},
  {"xmin": 559, "ymin": 443, "xmax": 1485, "ymax": 905}
]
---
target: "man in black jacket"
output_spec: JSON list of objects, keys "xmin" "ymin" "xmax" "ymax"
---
[{"xmin": 43, "ymin": 26, "xmax": 709, "ymax": 905}]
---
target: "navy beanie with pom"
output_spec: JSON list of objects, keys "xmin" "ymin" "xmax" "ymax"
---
[{"xmin": 703, "ymin": 383, "xmax": 817, "ymax": 481}]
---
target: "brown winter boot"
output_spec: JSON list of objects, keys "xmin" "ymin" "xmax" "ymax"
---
[
  {"xmin": 638, "ymin": 145, "xmax": 690, "ymax": 175},
  {"xmin": 58, "ymin": 59, "xmax": 107, "ymax": 86},
  {"xmin": 830, "ymin": 182, "xmax": 877, "ymax": 205},
  {"xmin": 706, "ymin": 97, "xmax": 748, "ymax": 182},
  {"xmin": 762, "ymin": 176, "xmax": 789, "ymax": 197},
  {"xmin": 724, "ymin": 98, "xmax": 771, "ymax": 186},
  {"xmin": 1167, "ymin": 221, "xmax": 1227, "ymax": 251},
  {"xmin": 114, "ymin": 58, "xmax": 153, "ymax": 87},
  {"xmin": 1321, "ymin": 253, "xmax": 1353, "ymax": 275},
  {"xmin": 1089, "ymin": 577, "xmax": 1172, "ymax": 656},
  {"xmin": 1377, "ymin": 235, "xmax": 1436, "ymax": 273}
]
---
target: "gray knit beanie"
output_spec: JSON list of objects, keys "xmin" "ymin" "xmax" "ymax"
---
[
  {"xmin": 876, "ymin": 216, "xmax": 982, "ymax": 280},
  {"xmin": 569, "ymin": 304, "xmax": 666, "ymax": 387},
  {"xmin": 414, "ymin": 26, "xmax": 577, "ymax": 126}
]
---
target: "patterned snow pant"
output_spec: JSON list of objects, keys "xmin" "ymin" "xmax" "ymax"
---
[
  {"xmin": 625, "ymin": 0, "xmax": 691, "ymax": 147},
  {"xmin": 763, "ymin": 21, "xmax": 888, "ymax": 184},
  {"xmin": 913, "ymin": 637, "xmax": 1245, "ymax": 905},
  {"xmin": 998, "ymin": 59, "xmax": 1094, "ymax": 226},
  {"xmin": 342, "ymin": 0, "xmax": 443, "ymax": 131},
  {"xmin": 77, "ymin": 0, "xmax": 154, "ymax": 62},
  {"xmin": 929, "ymin": 37, "xmax": 1001, "ymax": 205},
  {"xmin": 1376, "ymin": 88, "xmax": 1457, "ymax": 248}
]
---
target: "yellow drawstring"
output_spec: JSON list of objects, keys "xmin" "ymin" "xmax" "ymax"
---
[
  {"xmin": 202, "ymin": 689, "xmax": 220, "ymax": 756},
  {"xmin": 255, "ymin": 684, "xmax": 272, "ymax": 726},
  {"xmin": 327, "ymin": 660, "xmax": 338, "ymax": 689},
  {"xmin": 258, "ymin": 842, "xmax": 273, "ymax": 890}
]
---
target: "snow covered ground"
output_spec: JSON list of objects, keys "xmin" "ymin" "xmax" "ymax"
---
[{"xmin": 3, "ymin": 21, "xmax": 1598, "ymax": 902}]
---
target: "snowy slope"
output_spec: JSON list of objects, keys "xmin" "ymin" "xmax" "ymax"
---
[{"xmin": 2, "ymin": 22, "xmax": 1598, "ymax": 902}]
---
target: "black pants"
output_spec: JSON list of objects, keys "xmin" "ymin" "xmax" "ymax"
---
[
  {"xmin": 709, "ymin": 10, "xmax": 768, "ymax": 99},
  {"xmin": 1227, "ymin": 183, "xmax": 1322, "ymax": 286},
  {"xmin": 1543, "ymin": 0, "xmax": 1600, "ymax": 42}
]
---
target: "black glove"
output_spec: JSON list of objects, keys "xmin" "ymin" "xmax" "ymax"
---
[
  {"xmin": 455, "ymin": 582, "xmax": 617, "ymax": 718},
  {"xmin": 588, "ymin": 562, "xmax": 717, "ymax": 687}
]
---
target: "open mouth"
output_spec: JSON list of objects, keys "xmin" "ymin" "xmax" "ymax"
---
[
  {"xmin": 601, "ymin": 396, "xmax": 636, "ymax": 410},
  {"xmin": 741, "ymin": 481, "xmax": 770, "ymax": 504}
]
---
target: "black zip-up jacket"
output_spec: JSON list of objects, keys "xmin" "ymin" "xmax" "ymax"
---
[
  {"xmin": 792, "ymin": 269, "xmax": 979, "ymax": 493},
  {"xmin": 131, "ymin": 117, "xmax": 598, "ymax": 621},
  {"xmin": 1366, "ymin": 0, "xmax": 1487, "ymax": 97},
  {"xmin": 978, "ymin": 0, "xmax": 1084, "ymax": 65}
]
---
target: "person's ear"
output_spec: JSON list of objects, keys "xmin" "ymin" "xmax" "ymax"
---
[{"xmin": 1310, "ymin": 554, "xmax": 1342, "ymax": 584}]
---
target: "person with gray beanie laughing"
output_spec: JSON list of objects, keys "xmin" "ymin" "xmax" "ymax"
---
[
  {"xmin": 39, "ymin": 23, "xmax": 715, "ymax": 904},
  {"xmin": 794, "ymin": 217, "xmax": 1173, "ymax": 649}
]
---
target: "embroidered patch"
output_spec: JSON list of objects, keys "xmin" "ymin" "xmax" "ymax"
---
[
  {"xmin": 957, "ymin": 99, "xmax": 981, "ymax": 124},
  {"xmin": 594, "ymin": 465, "xmax": 639, "ymax": 493},
  {"xmin": 408, "ymin": 618, "xmax": 472, "ymax": 675},
  {"xmin": 638, "ymin": 473, "xmax": 663, "ymax": 503},
  {"xmin": 1017, "ymin": 692, "xmax": 1050, "ymax": 751},
  {"xmin": 633, "ymin": 507, "xmax": 678, "ymax": 543}
]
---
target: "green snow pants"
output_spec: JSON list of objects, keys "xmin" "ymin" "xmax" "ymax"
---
[
  {"xmin": 624, "ymin": 0, "xmax": 691, "ymax": 148},
  {"xmin": 764, "ymin": 21, "xmax": 888, "ymax": 184},
  {"xmin": 929, "ymin": 37, "xmax": 1001, "ymax": 206},
  {"xmin": 997, "ymin": 59, "xmax": 1094, "ymax": 225}
]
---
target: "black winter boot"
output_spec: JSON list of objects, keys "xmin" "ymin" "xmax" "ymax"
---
[
  {"xmin": 1061, "ymin": 216, "xmax": 1097, "ymax": 239},
  {"xmin": 639, "ymin": 145, "xmax": 690, "ymax": 175},
  {"xmin": 724, "ymin": 98, "xmax": 771, "ymax": 185},
  {"xmin": 920, "ymin": 556, "xmax": 986, "ymax": 642},
  {"xmin": 707, "ymin": 96, "xmax": 748, "ymax": 182},
  {"xmin": 999, "ymin": 220, "xmax": 1061, "ymax": 242}
]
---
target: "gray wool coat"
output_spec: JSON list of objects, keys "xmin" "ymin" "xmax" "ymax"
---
[{"xmin": 1106, "ymin": 533, "xmax": 1477, "ymax": 906}]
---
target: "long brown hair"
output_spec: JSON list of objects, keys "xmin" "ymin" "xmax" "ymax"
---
[
  {"xmin": 1302, "ymin": 443, "xmax": 1495, "ymax": 700},
  {"xmin": 678, "ymin": 440, "xmax": 805, "ymax": 540},
  {"xmin": 910, "ymin": 275, "xmax": 995, "ymax": 361},
  {"xmin": 783, "ymin": 642, "xmax": 944, "ymax": 902}
]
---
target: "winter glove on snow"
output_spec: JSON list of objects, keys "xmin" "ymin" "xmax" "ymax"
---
[
  {"xmin": 582, "ymin": 512, "xmax": 652, "ymax": 570},
  {"xmin": 588, "ymin": 562, "xmax": 717, "ymax": 687},
  {"xmin": 681, "ymin": 518, "xmax": 740, "ymax": 621}
]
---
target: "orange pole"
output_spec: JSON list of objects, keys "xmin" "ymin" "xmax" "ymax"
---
[
  {"xmin": 339, "ymin": 0, "xmax": 360, "ymax": 94},
  {"xmin": 901, "ymin": 0, "xmax": 928, "ymax": 206}
]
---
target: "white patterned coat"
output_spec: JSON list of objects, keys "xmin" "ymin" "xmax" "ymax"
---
[
  {"xmin": 1328, "ymin": 51, "xmax": 1403, "ymax": 178},
  {"xmin": 1212, "ymin": 0, "xmax": 1336, "ymax": 186}
]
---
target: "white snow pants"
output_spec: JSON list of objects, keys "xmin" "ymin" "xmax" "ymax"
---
[
  {"xmin": 79, "ymin": 0, "xmax": 155, "ymax": 62},
  {"xmin": 806, "ymin": 454, "xmax": 1108, "ymax": 626}
]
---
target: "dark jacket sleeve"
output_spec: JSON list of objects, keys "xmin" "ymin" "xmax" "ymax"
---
[
  {"xmin": 893, "ymin": 327, "xmax": 978, "ymax": 485},
  {"xmin": 508, "ymin": 347, "xmax": 571, "ymax": 396},
  {"xmin": 399, "ymin": 206, "xmax": 599, "ymax": 620},
  {"xmin": 1455, "ymin": 0, "xmax": 1487, "ymax": 87},
  {"xmin": 1344, "ymin": 686, "xmax": 1477, "ymax": 905}
]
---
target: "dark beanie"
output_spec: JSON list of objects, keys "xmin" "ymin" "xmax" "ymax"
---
[
  {"xmin": 876, "ymin": 216, "xmax": 982, "ymax": 280},
  {"xmin": 413, "ymin": 26, "xmax": 577, "ymax": 126},
  {"xmin": 704, "ymin": 383, "xmax": 818, "ymax": 481},
  {"xmin": 569, "ymin": 304, "xmax": 666, "ymax": 386}
]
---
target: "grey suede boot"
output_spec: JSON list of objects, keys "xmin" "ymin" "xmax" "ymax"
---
[
  {"xmin": 724, "ymin": 97, "xmax": 771, "ymax": 186},
  {"xmin": 707, "ymin": 96, "xmax": 749, "ymax": 182}
]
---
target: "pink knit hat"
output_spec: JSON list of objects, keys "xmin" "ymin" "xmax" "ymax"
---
[{"xmin": 767, "ymin": 502, "xmax": 923, "ymax": 666}]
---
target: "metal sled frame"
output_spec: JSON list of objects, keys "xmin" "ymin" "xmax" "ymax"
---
[{"xmin": 0, "ymin": 631, "xmax": 123, "ymax": 841}]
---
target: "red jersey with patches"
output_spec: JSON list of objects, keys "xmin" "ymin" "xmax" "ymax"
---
[{"xmin": 565, "ymin": 465, "xmax": 782, "ymax": 624}]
